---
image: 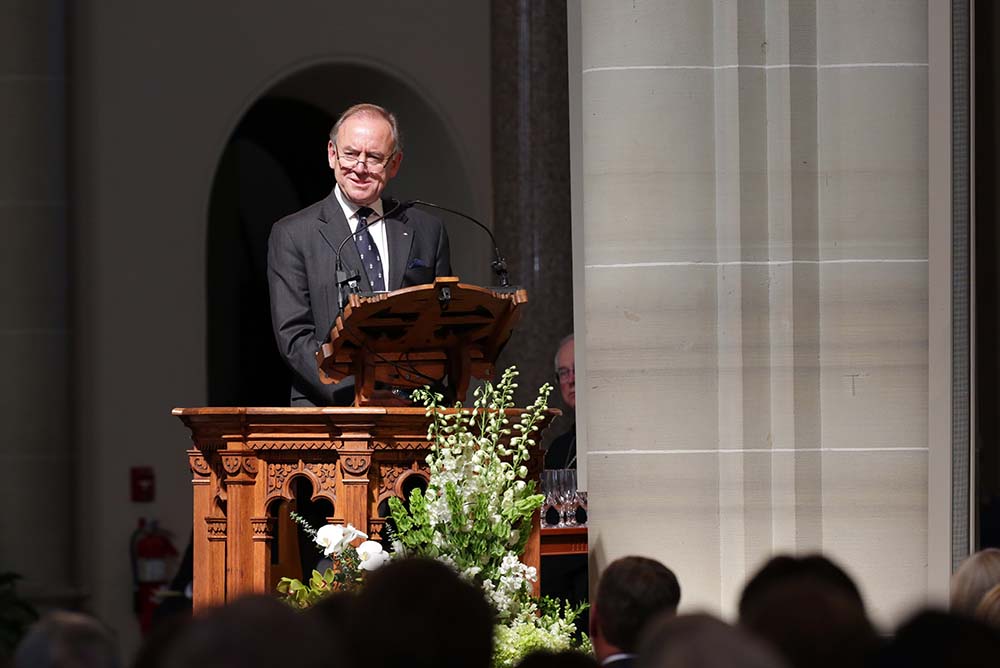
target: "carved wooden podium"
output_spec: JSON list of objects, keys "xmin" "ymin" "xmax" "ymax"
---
[{"xmin": 175, "ymin": 278, "xmax": 553, "ymax": 610}]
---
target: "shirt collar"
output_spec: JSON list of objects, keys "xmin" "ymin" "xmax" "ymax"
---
[
  {"xmin": 334, "ymin": 185, "xmax": 384, "ymax": 228},
  {"xmin": 601, "ymin": 653, "xmax": 636, "ymax": 666}
]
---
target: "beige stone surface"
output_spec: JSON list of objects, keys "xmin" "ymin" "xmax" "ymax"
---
[
  {"xmin": 817, "ymin": 0, "xmax": 928, "ymax": 65},
  {"xmin": 588, "ymin": 451, "xmax": 722, "ymax": 612},
  {"xmin": 581, "ymin": 0, "xmax": 714, "ymax": 69},
  {"xmin": 583, "ymin": 69, "xmax": 715, "ymax": 177},
  {"xmin": 583, "ymin": 172, "xmax": 717, "ymax": 265},
  {"xmin": 822, "ymin": 450, "xmax": 929, "ymax": 626},
  {"xmin": 818, "ymin": 68, "xmax": 928, "ymax": 259}
]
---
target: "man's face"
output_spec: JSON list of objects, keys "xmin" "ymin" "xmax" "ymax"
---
[
  {"xmin": 328, "ymin": 113, "xmax": 402, "ymax": 206},
  {"xmin": 556, "ymin": 339, "xmax": 575, "ymax": 410}
]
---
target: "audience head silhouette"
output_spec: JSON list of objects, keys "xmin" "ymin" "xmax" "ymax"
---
[
  {"xmin": 14, "ymin": 611, "xmax": 120, "ymax": 668},
  {"xmin": 738, "ymin": 554, "xmax": 876, "ymax": 668},
  {"xmin": 347, "ymin": 557, "xmax": 495, "ymax": 668},
  {"xmin": 638, "ymin": 613, "xmax": 788, "ymax": 668},
  {"xmin": 590, "ymin": 555, "xmax": 681, "ymax": 665},
  {"xmin": 881, "ymin": 609, "xmax": 1000, "ymax": 668},
  {"xmin": 159, "ymin": 594, "xmax": 326, "ymax": 668}
]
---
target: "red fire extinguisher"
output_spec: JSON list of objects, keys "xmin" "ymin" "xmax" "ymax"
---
[{"xmin": 130, "ymin": 518, "xmax": 178, "ymax": 633}]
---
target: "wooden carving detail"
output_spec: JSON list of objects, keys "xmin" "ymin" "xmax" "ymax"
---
[
  {"xmin": 221, "ymin": 453, "xmax": 258, "ymax": 482},
  {"xmin": 304, "ymin": 463, "xmax": 338, "ymax": 496},
  {"xmin": 342, "ymin": 455, "xmax": 371, "ymax": 477},
  {"xmin": 375, "ymin": 440, "xmax": 431, "ymax": 451},
  {"xmin": 368, "ymin": 519, "xmax": 386, "ymax": 541},
  {"xmin": 251, "ymin": 517, "xmax": 275, "ymax": 541},
  {"xmin": 249, "ymin": 441, "xmax": 338, "ymax": 451},
  {"xmin": 206, "ymin": 517, "xmax": 227, "ymax": 541},
  {"xmin": 264, "ymin": 460, "xmax": 338, "ymax": 506},
  {"xmin": 189, "ymin": 453, "xmax": 211, "ymax": 478},
  {"xmin": 267, "ymin": 463, "xmax": 297, "ymax": 496},
  {"xmin": 378, "ymin": 463, "xmax": 403, "ymax": 496}
]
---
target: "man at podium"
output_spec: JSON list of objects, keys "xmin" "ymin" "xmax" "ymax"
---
[{"xmin": 267, "ymin": 103, "xmax": 452, "ymax": 406}]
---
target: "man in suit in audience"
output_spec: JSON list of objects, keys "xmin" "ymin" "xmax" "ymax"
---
[
  {"xmin": 541, "ymin": 333, "xmax": 589, "ymax": 634},
  {"xmin": 590, "ymin": 556, "xmax": 682, "ymax": 668},
  {"xmin": 546, "ymin": 333, "xmax": 576, "ymax": 469},
  {"xmin": 267, "ymin": 103, "xmax": 451, "ymax": 406}
]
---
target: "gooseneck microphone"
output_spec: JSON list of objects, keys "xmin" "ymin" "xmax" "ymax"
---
[
  {"xmin": 333, "ymin": 199, "xmax": 513, "ymax": 313},
  {"xmin": 404, "ymin": 199, "xmax": 510, "ymax": 289}
]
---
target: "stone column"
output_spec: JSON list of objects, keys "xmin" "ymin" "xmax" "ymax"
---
[{"xmin": 578, "ymin": 0, "xmax": 930, "ymax": 623}]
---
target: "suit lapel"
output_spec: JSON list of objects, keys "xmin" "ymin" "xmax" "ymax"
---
[{"xmin": 385, "ymin": 202, "xmax": 413, "ymax": 291}]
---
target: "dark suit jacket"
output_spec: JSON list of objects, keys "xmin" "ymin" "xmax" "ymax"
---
[
  {"xmin": 545, "ymin": 424, "xmax": 577, "ymax": 470},
  {"xmin": 267, "ymin": 187, "xmax": 451, "ymax": 405}
]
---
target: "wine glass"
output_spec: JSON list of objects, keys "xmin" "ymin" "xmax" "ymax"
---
[
  {"xmin": 541, "ymin": 470, "xmax": 559, "ymax": 528},
  {"xmin": 558, "ymin": 469, "xmax": 577, "ymax": 527}
]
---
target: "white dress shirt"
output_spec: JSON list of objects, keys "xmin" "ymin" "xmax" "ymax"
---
[{"xmin": 334, "ymin": 185, "xmax": 390, "ymax": 289}]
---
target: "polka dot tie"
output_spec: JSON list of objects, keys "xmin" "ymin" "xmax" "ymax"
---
[{"xmin": 353, "ymin": 206, "xmax": 385, "ymax": 292}]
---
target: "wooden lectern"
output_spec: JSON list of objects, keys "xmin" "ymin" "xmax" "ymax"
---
[{"xmin": 175, "ymin": 278, "xmax": 555, "ymax": 610}]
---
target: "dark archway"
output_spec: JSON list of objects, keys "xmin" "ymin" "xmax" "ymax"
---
[
  {"xmin": 206, "ymin": 63, "xmax": 483, "ymax": 406},
  {"xmin": 207, "ymin": 97, "xmax": 332, "ymax": 406}
]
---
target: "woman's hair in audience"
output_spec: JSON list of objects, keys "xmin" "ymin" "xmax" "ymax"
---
[
  {"xmin": 638, "ymin": 613, "xmax": 788, "ymax": 668},
  {"xmin": 951, "ymin": 548, "xmax": 1000, "ymax": 617},
  {"xmin": 14, "ymin": 611, "xmax": 120, "ymax": 668},
  {"xmin": 974, "ymin": 583, "xmax": 1000, "ymax": 628}
]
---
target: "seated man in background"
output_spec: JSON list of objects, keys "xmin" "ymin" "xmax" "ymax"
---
[
  {"xmin": 590, "ymin": 556, "xmax": 682, "ymax": 668},
  {"xmin": 546, "ymin": 334, "xmax": 576, "ymax": 469},
  {"xmin": 541, "ymin": 333, "xmax": 588, "ymax": 634}
]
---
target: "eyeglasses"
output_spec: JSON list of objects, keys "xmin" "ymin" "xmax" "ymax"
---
[
  {"xmin": 334, "ymin": 146, "xmax": 395, "ymax": 173},
  {"xmin": 556, "ymin": 366, "xmax": 574, "ymax": 382}
]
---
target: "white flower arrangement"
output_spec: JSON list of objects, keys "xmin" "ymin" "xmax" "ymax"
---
[
  {"xmin": 389, "ymin": 367, "xmax": 588, "ymax": 666},
  {"xmin": 315, "ymin": 523, "xmax": 366, "ymax": 557},
  {"xmin": 277, "ymin": 367, "xmax": 588, "ymax": 664},
  {"xmin": 277, "ymin": 519, "xmax": 388, "ymax": 608}
]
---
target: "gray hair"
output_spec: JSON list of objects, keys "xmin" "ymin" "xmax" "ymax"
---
[
  {"xmin": 553, "ymin": 333, "xmax": 574, "ymax": 374},
  {"xmin": 329, "ymin": 103, "xmax": 402, "ymax": 153}
]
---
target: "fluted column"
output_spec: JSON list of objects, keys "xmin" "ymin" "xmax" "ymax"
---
[{"xmin": 579, "ymin": 0, "xmax": 929, "ymax": 623}]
